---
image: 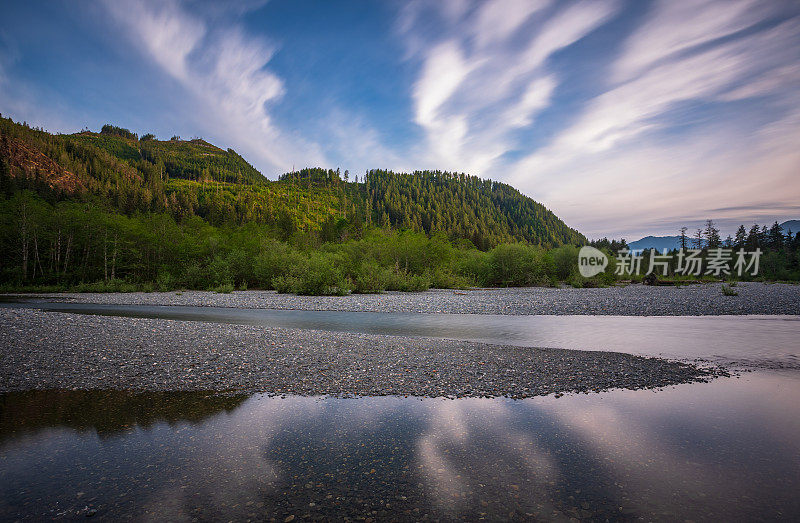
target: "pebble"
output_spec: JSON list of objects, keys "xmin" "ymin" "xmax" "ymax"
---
[
  {"xmin": 0, "ymin": 304, "xmax": 724, "ymax": 397},
  {"xmin": 21, "ymin": 281, "xmax": 800, "ymax": 316}
]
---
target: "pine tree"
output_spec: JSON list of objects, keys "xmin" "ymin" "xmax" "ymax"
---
[
  {"xmin": 768, "ymin": 221, "xmax": 784, "ymax": 250},
  {"xmin": 704, "ymin": 219, "xmax": 721, "ymax": 248},
  {"xmin": 679, "ymin": 226, "xmax": 688, "ymax": 250},
  {"xmin": 734, "ymin": 225, "xmax": 747, "ymax": 248}
]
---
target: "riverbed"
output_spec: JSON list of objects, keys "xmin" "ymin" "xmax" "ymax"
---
[{"xmin": 1, "ymin": 288, "xmax": 799, "ymax": 520}]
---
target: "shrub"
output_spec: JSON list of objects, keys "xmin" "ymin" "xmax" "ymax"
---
[
  {"xmin": 296, "ymin": 252, "xmax": 350, "ymax": 295},
  {"xmin": 488, "ymin": 243, "xmax": 547, "ymax": 286},
  {"xmin": 272, "ymin": 275, "xmax": 302, "ymax": 294},
  {"xmin": 253, "ymin": 241, "xmax": 305, "ymax": 289},
  {"xmin": 388, "ymin": 271, "xmax": 430, "ymax": 292},
  {"xmin": 180, "ymin": 263, "xmax": 210, "ymax": 290},
  {"xmin": 352, "ymin": 259, "xmax": 392, "ymax": 293},
  {"xmin": 212, "ymin": 282, "xmax": 235, "ymax": 294},
  {"xmin": 549, "ymin": 245, "xmax": 579, "ymax": 281},
  {"xmin": 455, "ymin": 249, "xmax": 492, "ymax": 286},
  {"xmin": 273, "ymin": 252, "xmax": 350, "ymax": 296},
  {"xmin": 156, "ymin": 271, "xmax": 175, "ymax": 291},
  {"xmin": 722, "ymin": 284, "xmax": 738, "ymax": 296}
]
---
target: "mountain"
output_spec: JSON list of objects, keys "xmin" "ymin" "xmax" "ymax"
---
[
  {"xmin": 0, "ymin": 116, "xmax": 584, "ymax": 248},
  {"xmin": 626, "ymin": 235, "xmax": 693, "ymax": 252},
  {"xmin": 780, "ymin": 220, "xmax": 800, "ymax": 234}
]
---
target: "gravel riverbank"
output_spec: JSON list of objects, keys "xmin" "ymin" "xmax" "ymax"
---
[
  {"xmin": 0, "ymin": 308, "xmax": 720, "ymax": 398},
  {"xmin": 14, "ymin": 282, "xmax": 800, "ymax": 316}
]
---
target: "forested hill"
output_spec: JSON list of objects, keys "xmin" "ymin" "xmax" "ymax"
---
[
  {"xmin": 362, "ymin": 170, "xmax": 583, "ymax": 249},
  {"xmin": 0, "ymin": 116, "xmax": 584, "ymax": 247}
]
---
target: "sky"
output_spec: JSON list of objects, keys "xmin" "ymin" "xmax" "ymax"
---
[{"xmin": 1, "ymin": 0, "xmax": 799, "ymax": 240}]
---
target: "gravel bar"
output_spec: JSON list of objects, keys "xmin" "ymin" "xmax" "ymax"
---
[
  {"xmin": 13, "ymin": 282, "xmax": 800, "ymax": 316},
  {"xmin": 0, "ymin": 308, "xmax": 721, "ymax": 397}
]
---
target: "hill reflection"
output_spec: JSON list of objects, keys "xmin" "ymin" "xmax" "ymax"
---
[{"xmin": 0, "ymin": 390, "xmax": 248, "ymax": 441}]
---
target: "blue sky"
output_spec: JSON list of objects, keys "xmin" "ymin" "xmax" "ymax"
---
[{"xmin": 1, "ymin": 0, "xmax": 799, "ymax": 239}]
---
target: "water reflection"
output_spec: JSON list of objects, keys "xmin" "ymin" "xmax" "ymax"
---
[
  {"xmin": 0, "ymin": 390, "xmax": 247, "ymax": 442},
  {"xmin": 1, "ymin": 372, "xmax": 799, "ymax": 520}
]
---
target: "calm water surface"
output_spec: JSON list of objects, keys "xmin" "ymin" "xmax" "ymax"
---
[{"xmin": 1, "ymin": 372, "xmax": 799, "ymax": 521}]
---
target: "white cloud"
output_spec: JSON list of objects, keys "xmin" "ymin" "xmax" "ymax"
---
[
  {"xmin": 612, "ymin": 0, "xmax": 763, "ymax": 82},
  {"xmin": 102, "ymin": 0, "xmax": 326, "ymax": 176},
  {"xmin": 401, "ymin": 0, "xmax": 618, "ymax": 175},
  {"xmin": 470, "ymin": 0, "xmax": 551, "ymax": 50},
  {"xmin": 413, "ymin": 40, "xmax": 475, "ymax": 128},
  {"xmin": 505, "ymin": 3, "xmax": 800, "ymax": 238}
]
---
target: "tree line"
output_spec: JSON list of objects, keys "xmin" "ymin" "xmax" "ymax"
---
[{"xmin": 0, "ymin": 191, "xmax": 598, "ymax": 294}]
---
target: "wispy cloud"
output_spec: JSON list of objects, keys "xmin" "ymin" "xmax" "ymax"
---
[
  {"xmin": 505, "ymin": 0, "xmax": 800, "ymax": 237},
  {"xmin": 101, "ymin": 0, "xmax": 326, "ymax": 175},
  {"xmin": 3, "ymin": 0, "xmax": 799, "ymax": 237},
  {"xmin": 400, "ymin": 0, "xmax": 618, "ymax": 174},
  {"xmin": 611, "ymin": 0, "xmax": 762, "ymax": 82}
]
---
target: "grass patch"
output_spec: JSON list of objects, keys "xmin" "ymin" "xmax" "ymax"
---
[{"xmin": 721, "ymin": 284, "xmax": 739, "ymax": 296}]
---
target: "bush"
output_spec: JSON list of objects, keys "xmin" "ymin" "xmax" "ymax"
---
[
  {"xmin": 211, "ymin": 282, "xmax": 234, "ymax": 293},
  {"xmin": 253, "ymin": 241, "xmax": 305, "ymax": 289},
  {"xmin": 487, "ymin": 243, "xmax": 549, "ymax": 286},
  {"xmin": 351, "ymin": 259, "xmax": 392, "ymax": 293},
  {"xmin": 456, "ymin": 249, "xmax": 492, "ymax": 286},
  {"xmin": 388, "ymin": 271, "xmax": 430, "ymax": 292},
  {"xmin": 273, "ymin": 252, "xmax": 350, "ymax": 296},
  {"xmin": 297, "ymin": 253, "xmax": 350, "ymax": 295},
  {"xmin": 722, "ymin": 283, "xmax": 738, "ymax": 296},
  {"xmin": 156, "ymin": 271, "xmax": 175, "ymax": 291},
  {"xmin": 549, "ymin": 245, "xmax": 579, "ymax": 281},
  {"xmin": 272, "ymin": 275, "xmax": 302, "ymax": 294},
  {"xmin": 71, "ymin": 279, "xmax": 139, "ymax": 293},
  {"xmin": 180, "ymin": 263, "xmax": 210, "ymax": 290},
  {"xmin": 426, "ymin": 266, "xmax": 466, "ymax": 289}
]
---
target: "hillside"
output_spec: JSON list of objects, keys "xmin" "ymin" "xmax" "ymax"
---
[{"xmin": 0, "ymin": 116, "xmax": 584, "ymax": 247}]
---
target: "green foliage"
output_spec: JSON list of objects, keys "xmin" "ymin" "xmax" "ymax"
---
[
  {"xmin": 3, "ymin": 115, "xmax": 796, "ymax": 294},
  {"xmin": 362, "ymin": 169, "xmax": 585, "ymax": 248},
  {"xmin": 351, "ymin": 258, "xmax": 393, "ymax": 293},
  {"xmin": 1, "ymin": 116, "xmax": 584, "ymax": 248},
  {"xmin": 212, "ymin": 282, "xmax": 235, "ymax": 294},
  {"xmin": 722, "ymin": 284, "xmax": 739, "ymax": 296},
  {"xmin": 100, "ymin": 124, "xmax": 138, "ymax": 141}
]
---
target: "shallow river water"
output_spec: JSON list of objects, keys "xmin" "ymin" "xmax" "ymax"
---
[
  {"xmin": 1, "ymin": 300, "xmax": 799, "ymax": 520},
  {"xmin": 2, "ymin": 299, "xmax": 799, "ymax": 366}
]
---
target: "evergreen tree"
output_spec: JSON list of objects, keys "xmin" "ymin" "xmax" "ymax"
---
[
  {"xmin": 768, "ymin": 221, "xmax": 784, "ymax": 250},
  {"xmin": 679, "ymin": 226, "xmax": 688, "ymax": 250},
  {"xmin": 704, "ymin": 219, "xmax": 721, "ymax": 248},
  {"xmin": 734, "ymin": 225, "xmax": 747, "ymax": 248}
]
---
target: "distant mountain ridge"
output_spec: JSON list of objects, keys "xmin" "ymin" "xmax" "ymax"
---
[
  {"xmin": 626, "ymin": 235, "xmax": 696, "ymax": 253},
  {"xmin": 780, "ymin": 220, "xmax": 800, "ymax": 234},
  {"xmin": 627, "ymin": 219, "xmax": 800, "ymax": 252}
]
